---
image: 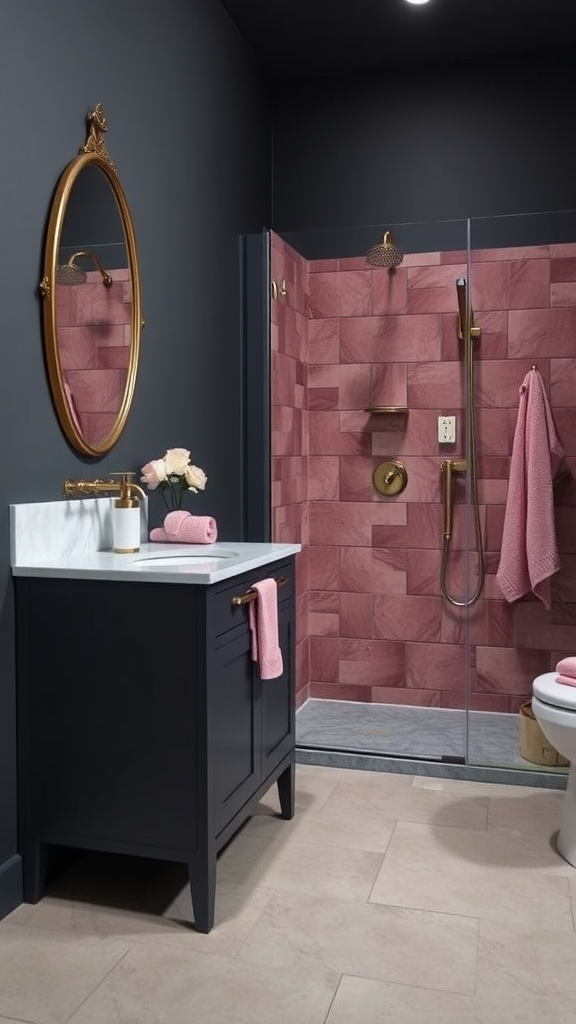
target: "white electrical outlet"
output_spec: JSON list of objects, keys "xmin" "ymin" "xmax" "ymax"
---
[{"xmin": 438, "ymin": 416, "xmax": 456, "ymax": 444}]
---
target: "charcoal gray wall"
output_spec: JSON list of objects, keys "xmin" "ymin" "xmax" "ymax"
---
[
  {"xmin": 0, "ymin": 0, "xmax": 271, "ymax": 917},
  {"xmin": 271, "ymin": 51, "xmax": 576, "ymax": 238}
]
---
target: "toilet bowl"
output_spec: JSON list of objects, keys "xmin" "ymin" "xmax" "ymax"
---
[{"xmin": 532, "ymin": 671, "xmax": 576, "ymax": 868}]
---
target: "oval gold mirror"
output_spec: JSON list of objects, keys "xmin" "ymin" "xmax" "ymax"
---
[{"xmin": 39, "ymin": 104, "xmax": 142, "ymax": 456}]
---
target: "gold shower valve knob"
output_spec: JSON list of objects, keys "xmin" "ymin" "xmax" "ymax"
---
[{"xmin": 372, "ymin": 460, "xmax": 408, "ymax": 496}]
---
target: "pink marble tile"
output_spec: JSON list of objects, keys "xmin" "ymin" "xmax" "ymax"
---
[
  {"xmin": 308, "ymin": 271, "xmax": 372, "ymax": 318},
  {"xmin": 308, "ymin": 258, "xmax": 339, "ymax": 274},
  {"xmin": 65, "ymin": 369, "xmax": 125, "ymax": 412},
  {"xmin": 309, "ymin": 501, "xmax": 405, "ymax": 546},
  {"xmin": 407, "ymin": 284, "xmax": 467, "ymax": 317},
  {"xmin": 476, "ymin": 359, "xmax": 543, "ymax": 408},
  {"xmin": 97, "ymin": 345, "xmax": 130, "ymax": 369},
  {"xmin": 408, "ymin": 263, "xmax": 467, "ymax": 293},
  {"xmin": 550, "ymin": 257, "xmax": 576, "ymax": 282},
  {"xmin": 56, "ymin": 327, "xmax": 97, "ymax": 370},
  {"xmin": 309, "ymin": 591, "xmax": 339, "ymax": 614},
  {"xmin": 509, "ymin": 258, "xmax": 550, "ymax": 309},
  {"xmin": 340, "ymin": 314, "xmax": 443, "ymax": 364},
  {"xmin": 467, "ymin": 598, "xmax": 514, "ymax": 647},
  {"xmin": 470, "ymin": 309, "xmax": 509, "ymax": 360},
  {"xmin": 340, "ymin": 546, "xmax": 406, "ymax": 594},
  {"xmin": 277, "ymin": 304, "xmax": 307, "ymax": 362},
  {"xmin": 373, "ymin": 595, "xmax": 441, "ymax": 642},
  {"xmin": 512, "ymin": 601, "xmax": 576, "ymax": 650},
  {"xmin": 406, "ymin": 251, "xmax": 444, "ymax": 267},
  {"xmin": 551, "ymin": 358, "xmax": 576, "ymax": 406},
  {"xmin": 308, "ymin": 455, "xmax": 339, "ymax": 500},
  {"xmin": 308, "ymin": 545, "xmax": 340, "ymax": 591},
  {"xmin": 556, "ymin": 506, "xmax": 576, "ymax": 552},
  {"xmin": 469, "ymin": 693, "xmax": 512, "ymax": 713},
  {"xmin": 309, "ymin": 636, "xmax": 340, "ymax": 682},
  {"xmin": 338, "ymin": 638, "xmax": 406, "ymax": 687},
  {"xmin": 272, "ymin": 351, "xmax": 298, "ymax": 408},
  {"xmin": 308, "ymin": 387, "xmax": 340, "ymax": 411},
  {"xmin": 477, "ymin": 478, "xmax": 508, "ymax": 504},
  {"xmin": 550, "ymin": 243, "xmax": 576, "ymax": 259},
  {"xmin": 308, "ymin": 318, "xmax": 340, "ymax": 363},
  {"xmin": 407, "ymin": 361, "xmax": 464, "ymax": 408},
  {"xmin": 82, "ymin": 413, "xmax": 117, "ymax": 447},
  {"xmin": 476, "ymin": 408, "xmax": 511, "ymax": 456},
  {"xmin": 371, "ymin": 267, "xmax": 409, "ymax": 315},
  {"xmin": 406, "ymin": 642, "xmax": 466, "ymax": 691},
  {"xmin": 406, "ymin": 548, "xmax": 441, "ymax": 596},
  {"xmin": 468, "ymin": 262, "xmax": 510, "ymax": 312},
  {"xmin": 371, "ymin": 687, "xmax": 440, "ymax": 707},
  {"xmin": 309, "ymin": 612, "xmax": 340, "ymax": 637},
  {"xmin": 485, "ymin": 504, "xmax": 506, "ymax": 553},
  {"xmin": 308, "ymin": 411, "xmax": 371, "ymax": 456},
  {"xmin": 550, "ymin": 282, "xmax": 576, "ymax": 307},
  {"xmin": 509, "ymin": 307, "xmax": 576, "ymax": 358},
  {"xmin": 373, "ymin": 503, "xmax": 441, "ymax": 550},
  {"xmin": 472, "ymin": 245, "xmax": 549, "ymax": 263},
  {"xmin": 551, "ymin": 554, "xmax": 576, "ymax": 602},
  {"xmin": 369, "ymin": 363, "xmax": 408, "ymax": 407},
  {"xmin": 339, "ymin": 592, "xmax": 374, "ymax": 638},
  {"xmin": 475, "ymin": 646, "xmax": 550, "ymax": 696},
  {"xmin": 308, "ymin": 682, "xmax": 372, "ymax": 702},
  {"xmin": 308, "ymin": 363, "xmax": 372, "ymax": 409}
]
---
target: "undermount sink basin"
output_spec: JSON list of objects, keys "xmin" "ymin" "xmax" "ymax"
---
[{"xmin": 133, "ymin": 550, "xmax": 238, "ymax": 568}]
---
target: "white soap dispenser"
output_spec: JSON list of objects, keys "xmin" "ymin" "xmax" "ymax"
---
[{"xmin": 110, "ymin": 472, "xmax": 145, "ymax": 553}]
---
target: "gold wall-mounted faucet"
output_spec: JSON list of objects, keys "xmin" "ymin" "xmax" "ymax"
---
[{"xmin": 64, "ymin": 472, "xmax": 145, "ymax": 501}]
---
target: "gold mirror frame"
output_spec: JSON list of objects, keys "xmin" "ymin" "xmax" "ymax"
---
[{"xmin": 40, "ymin": 104, "xmax": 142, "ymax": 457}]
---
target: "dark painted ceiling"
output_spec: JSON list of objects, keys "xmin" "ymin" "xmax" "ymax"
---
[{"xmin": 220, "ymin": 0, "xmax": 576, "ymax": 79}]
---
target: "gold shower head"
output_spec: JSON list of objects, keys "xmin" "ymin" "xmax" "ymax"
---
[
  {"xmin": 366, "ymin": 230, "xmax": 404, "ymax": 269},
  {"xmin": 56, "ymin": 250, "xmax": 113, "ymax": 287}
]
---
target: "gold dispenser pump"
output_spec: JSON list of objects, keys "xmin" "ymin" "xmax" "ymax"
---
[
  {"xmin": 64, "ymin": 473, "xmax": 146, "ymax": 553},
  {"xmin": 440, "ymin": 279, "xmax": 485, "ymax": 607}
]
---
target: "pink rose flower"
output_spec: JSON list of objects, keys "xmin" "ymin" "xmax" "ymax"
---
[
  {"xmin": 140, "ymin": 459, "xmax": 167, "ymax": 490},
  {"xmin": 184, "ymin": 464, "xmax": 207, "ymax": 492},
  {"xmin": 165, "ymin": 448, "xmax": 191, "ymax": 476}
]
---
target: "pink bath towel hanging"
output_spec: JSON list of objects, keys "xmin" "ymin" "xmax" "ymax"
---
[
  {"xmin": 248, "ymin": 579, "xmax": 284, "ymax": 680},
  {"xmin": 496, "ymin": 367, "xmax": 565, "ymax": 610}
]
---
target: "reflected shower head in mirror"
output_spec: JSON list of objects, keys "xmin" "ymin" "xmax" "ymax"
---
[
  {"xmin": 56, "ymin": 250, "xmax": 113, "ymax": 287},
  {"xmin": 366, "ymin": 230, "xmax": 404, "ymax": 269}
]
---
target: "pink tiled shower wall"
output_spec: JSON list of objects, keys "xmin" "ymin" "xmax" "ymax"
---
[
  {"xmin": 56, "ymin": 269, "xmax": 132, "ymax": 447},
  {"xmin": 270, "ymin": 231, "xmax": 576, "ymax": 712}
]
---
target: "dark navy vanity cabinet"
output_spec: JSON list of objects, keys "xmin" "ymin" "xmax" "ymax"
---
[{"xmin": 15, "ymin": 556, "xmax": 296, "ymax": 932}]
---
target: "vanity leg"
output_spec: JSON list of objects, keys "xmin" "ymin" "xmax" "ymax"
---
[
  {"xmin": 21, "ymin": 841, "xmax": 48, "ymax": 904},
  {"xmin": 277, "ymin": 761, "xmax": 295, "ymax": 820},
  {"xmin": 188, "ymin": 848, "xmax": 216, "ymax": 934}
]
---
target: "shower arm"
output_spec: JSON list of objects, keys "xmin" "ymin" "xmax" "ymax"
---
[{"xmin": 69, "ymin": 250, "xmax": 113, "ymax": 288}]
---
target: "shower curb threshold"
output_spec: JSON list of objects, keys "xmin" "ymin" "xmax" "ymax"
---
[{"xmin": 296, "ymin": 746, "xmax": 568, "ymax": 790}]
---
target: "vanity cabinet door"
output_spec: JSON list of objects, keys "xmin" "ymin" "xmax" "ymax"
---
[
  {"xmin": 211, "ymin": 627, "xmax": 259, "ymax": 837},
  {"xmin": 260, "ymin": 596, "xmax": 295, "ymax": 782}
]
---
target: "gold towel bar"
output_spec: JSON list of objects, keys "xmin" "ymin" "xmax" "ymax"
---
[{"xmin": 231, "ymin": 576, "xmax": 288, "ymax": 606}]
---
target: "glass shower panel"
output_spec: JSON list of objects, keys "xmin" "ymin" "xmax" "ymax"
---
[
  {"xmin": 274, "ymin": 218, "xmax": 474, "ymax": 765},
  {"xmin": 466, "ymin": 209, "xmax": 576, "ymax": 776}
]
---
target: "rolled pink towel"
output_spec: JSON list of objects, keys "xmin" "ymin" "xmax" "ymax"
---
[
  {"xmin": 149, "ymin": 526, "xmax": 172, "ymax": 542},
  {"xmin": 164, "ymin": 510, "xmax": 218, "ymax": 544},
  {"xmin": 555, "ymin": 656, "xmax": 576, "ymax": 679},
  {"xmin": 556, "ymin": 674, "xmax": 576, "ymax": 688}
]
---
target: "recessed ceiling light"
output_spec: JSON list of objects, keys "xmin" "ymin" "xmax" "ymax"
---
[{"xmin": 404, "ymin": 0, "xmax": 432, "ymax": 5}]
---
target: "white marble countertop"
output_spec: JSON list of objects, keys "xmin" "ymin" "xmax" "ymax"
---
[
  {"xmin": 11, "ymin": 541, "xmax": 301, "ymax": 585},
  {"xmin": 10, "ymin": 498, "xmax": 300, "ymax": 585}
]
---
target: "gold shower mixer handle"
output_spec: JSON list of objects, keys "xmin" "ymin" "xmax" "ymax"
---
[
  {"xmin": 373, "ymin": 460, "xmax": 408, "ymax": 496},
  {"xmin": 441, "ymin": 459, "xmax": 467, "ymax": 542}
]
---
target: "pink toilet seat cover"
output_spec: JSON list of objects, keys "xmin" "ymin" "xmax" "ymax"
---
[{"xmin": 533, "ymin": 671, "xmax": 576, "ymax": 711}]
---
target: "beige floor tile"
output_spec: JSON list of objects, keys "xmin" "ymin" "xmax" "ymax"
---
[
  {"xmin": 476, "ymin": 919, "xmax": 576, "ymax": 1009},
  {"xmin": 239, "ymin": 889, "xmax": 479, "ymax": 994},
  {"xmin": 0, "ymin": 922, "xmax": 131, "ymax": 1024},
  {"xmin": 7, "ymin": 870, "xmax": 274, "ymax": 955},
  {"xmin": 66, "ymin": 939, "xmax": 339, "ymax": 1024},
  {"xmin": 218, "ymin": 831, "xmax": 384, "ymax": 901},
  {"xmin": 487, "ymin": 787, "xmax": 565, "ymax": 846},
  {"xmin": 370, "ymin": 820, "xmax": 575, "ymax": 929},
  {"xmin": 325, "ymin": 971, "xmax": 576, "ymax": 1024},
  {"xmin": 412, "ymin": 775, "xmax": 563, "ymax": 797},
  {"xmin": 332, "ymin": 772, "xmax": 489, "ymax": 829}
]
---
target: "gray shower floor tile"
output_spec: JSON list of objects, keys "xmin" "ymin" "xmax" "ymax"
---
[{"xmin": 295, "ymin": 699, "xmax": 564, "ymax": 774}]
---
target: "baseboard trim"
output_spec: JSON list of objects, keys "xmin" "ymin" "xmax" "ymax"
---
[{"xmin": 0, "ymin": 854, "xmax": 22, "ymax": 920}]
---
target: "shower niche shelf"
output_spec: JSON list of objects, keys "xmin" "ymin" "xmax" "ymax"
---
[{"xmin": 365, "ymin": 406, "xmax": 409, "ymax": 414}]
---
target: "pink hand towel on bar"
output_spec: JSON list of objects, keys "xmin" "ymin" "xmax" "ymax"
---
[
  {"xmin": 248, "ymin": 579, "xmax": 283, "ymax": 680},
  {"xmin": 556, "ymin": 656, "xmax": 576, "ymax": 679},
  {"xmin": 496, "ymin": 367, "xmax": 565, "ymax": 610},
  {"xmin": 149, "ymin": 510, "xmax": 218, "ymax": 544}
]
